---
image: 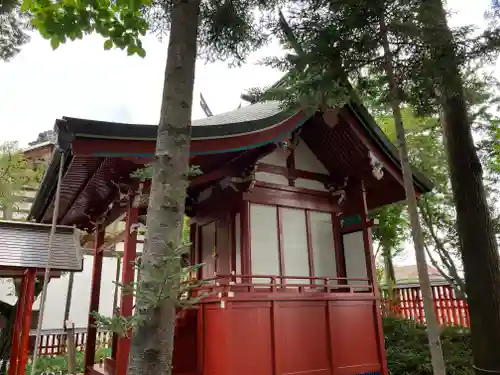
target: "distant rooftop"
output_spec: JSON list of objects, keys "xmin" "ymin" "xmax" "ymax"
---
[
  {"xmin": 393, "ymin": 265, "xmax": 447, "ymax": 286},
  {"xmin": 24, "ymin": 130, "xmax": 56, "ymax": 153}
]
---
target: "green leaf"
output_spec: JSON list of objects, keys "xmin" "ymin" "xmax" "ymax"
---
[
  {"xmin": 50, "ymin": 37, "xmax": 60, "ymax": 50},
  {"xmin": 104, "ymin": 39, "xmax": 113, "ymax": 50},
  {"xmin": 137, "ymin": 47, "xmax": 146, "ymax": 58},
  {"xmin": 20, "ymin": 0, "xmax": 32, "ymax": 13}
]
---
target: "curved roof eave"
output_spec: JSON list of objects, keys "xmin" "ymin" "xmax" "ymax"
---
[{"xmin": 58, "ymin": 101, "xmax": 294, "ymax": 142}]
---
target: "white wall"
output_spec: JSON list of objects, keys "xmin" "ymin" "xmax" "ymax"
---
[
  {"xmin": 259, "ymin": 149, "xmax": 287, "ymax": 167},
  {"xmin": 294, "ymin": 140, "xmax": 329, "ymax": 174},
  {"xmin": 255, "ymin": 171, "xmax": 289, "ymax": 185},
  {"xmin": 255, "ymin": 139, "xmax": 328, "ymax": 192}
]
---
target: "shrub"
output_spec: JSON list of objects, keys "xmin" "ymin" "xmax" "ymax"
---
[
  {"xmin": 384, "ymin": 316, "xmax": 473, "ymax": 375},
  {"xmin": 25, "ymin": 346, "xmax": 111, "ymax": 374}
]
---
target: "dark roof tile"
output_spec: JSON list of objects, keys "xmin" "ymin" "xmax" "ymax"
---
[{"xmin": 0, "ymin": 221, "xmax": 83, "ymax": 271}]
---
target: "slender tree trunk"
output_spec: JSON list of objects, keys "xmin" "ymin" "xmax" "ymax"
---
[
  {"xmin": 382, "ymin": 246, "xmax": 396, "ymax": 302},
  {"xmin": 382, "ymin": 246, "xmax": 396, "ymax": 285},
  {"xmin": 419, "ymin": 1, "xmax": 500, "ymax": 373},
  {"xmin": 378, "ymin": 13, "xmax": 446, "ymax": 375},
  {"xmin": 127, "ymin": 0, "xmax": 200, "ymax": 374}
]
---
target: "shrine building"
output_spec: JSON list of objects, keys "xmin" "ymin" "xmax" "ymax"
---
[{"xmin": 28, "ymin": 96, "xmax": 432, "ymax": 375}]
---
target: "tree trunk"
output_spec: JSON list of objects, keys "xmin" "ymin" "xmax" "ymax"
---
[
  {"xmin": 382, "ymin": 246, "xmax": 396, "ymax": 285},
  {"xmin": 420, "ymin": 1, "xmax": 500, "ymax": 373},
  {"xmin": 378, "ymin": 12, "xmax": 447, "ymax": 375},
  {"xmin": 127, "ymin": 0, "xmax": 200, "ymax": 374},
  {"xmin": 382, "ymin": 246, "xmax": 396, "ymax": 302}
]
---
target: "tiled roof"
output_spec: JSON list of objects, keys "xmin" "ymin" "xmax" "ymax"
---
[
  {"xmin": 0, "ymin": 221, "xmax": 83, "ymax": 271},
  {"xmin": 192, "ymin": 101, "xmax": 282, "ymax": 127},
  {"xmin": 394, "ymin": 265, "xmax": 446, "ymax": 284}
]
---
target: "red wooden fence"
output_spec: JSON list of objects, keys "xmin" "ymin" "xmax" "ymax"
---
[{"xmin": 382, "ymin": 284, "xmax": 470, "ymax": 328}]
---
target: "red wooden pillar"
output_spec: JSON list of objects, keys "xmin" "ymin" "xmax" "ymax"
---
[
  {"xmin": 84, "ymin": 228, "xmax": 105, "ymax": 374},
  {"xmin": 115, "ymin": 204, "xmax": 138, "ymax": 375},
  {"xmin": 8, "ymin": 275, "xmax": 28, "ymax": 375},
  {"xmin": 17, "ymin": 269, "xmax": 36, "ymax": 375},
  {"xmin": 240, "ymin": 200, "xmax": 251, "ymax": 275},
  {"xmin": 359, "ymin": 180, "xmax": 389, "ymax": 375}
]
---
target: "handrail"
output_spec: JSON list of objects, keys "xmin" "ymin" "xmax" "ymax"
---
[{"xmin": 192, "ymin": 273, "xmax": 373, "ymax": 295}]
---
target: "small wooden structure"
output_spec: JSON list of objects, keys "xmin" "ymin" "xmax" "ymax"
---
[
  {"xmin": 0, "ymin": 221, "xmax": 82, "ymax": 375},
  {"xmin": 28, "ymin": 97, "xmax": 432, "ymax": 375}
]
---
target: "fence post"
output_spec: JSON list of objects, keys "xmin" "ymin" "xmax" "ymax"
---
[{"xmin": 65, "ymin": 321, "xmax": 77, "ymax": 375}]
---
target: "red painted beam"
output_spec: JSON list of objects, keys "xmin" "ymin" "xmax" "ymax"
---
[
  {"xmin": 189, "ymin": 145, "xmax": 275, "ymax": 188},
  {"xmin": 70, "ymin": 111, "xmax": 306, "ymax": 157},
  {"xmin": 84, "ymin": 229, "xmax": 105, "ymax": 373},
  {"xmin": 115, "ymin": 204, "xmax": 138, "ymax": 375}
]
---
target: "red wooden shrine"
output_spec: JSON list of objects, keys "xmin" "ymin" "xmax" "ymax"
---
[
  {"xmin": 28, "ymin": 97, "xmax": 432, "ymax": 375},
  {"xmin": 0, "ymin": 221, "xmax": 82, "ymax": 375}
]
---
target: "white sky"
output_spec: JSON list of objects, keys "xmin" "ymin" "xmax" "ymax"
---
[{"xmin": 0, "ymin": 0, "xmax": 489, "ymax": 147}]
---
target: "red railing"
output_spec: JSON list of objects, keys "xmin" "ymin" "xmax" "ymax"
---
[
  {"xmin": 193, "ymin": 274, "xmax": 374, "ymax": 296},
  {"xmin": 29, "ymin": 328, "xmax": 112, "ymax": 356},
  {"xmin": 29, "ymin": 275, "xmax": 374, "ymax": 357},
  {"xmin": 382, "ymin": 285, "xmax": 470, "ymax": 328}
]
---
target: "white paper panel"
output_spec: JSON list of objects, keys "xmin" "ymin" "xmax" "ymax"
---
[
  {"xmin": 310, "ymin": 212, "xmax": 337, "ymax": 285},
  {"xmin": 343, "ymin": 231, "xmax": 368, "ymax": 286},
  {"xmin": 250, "ymin": 204, "xmax": 280, "ymax": 284},
  {"xmin": 234, "ymin": 213, "xmax": 241, "ymax": 280},
  {"xmin": 282, "ymin": 207, "xmax": 310, "ymax": 284}
]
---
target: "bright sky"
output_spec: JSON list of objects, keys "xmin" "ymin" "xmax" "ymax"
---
[{"xmin": 0, "ymin": 0, "xmax": 490, "ymax": 147}]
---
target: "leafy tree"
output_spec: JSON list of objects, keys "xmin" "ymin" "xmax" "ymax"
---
[
  {"xmin": 372, "ymin": 203, "xmax": 407, "ymax": 298},
  {"xmin": 24, "ymin": 1, "xmax": 284, "ymax": 374},
  {"xmin": 364, "ymin": 67, "xmax": 500, "ymax": 301},
  {"xmin": 0, "ymin": 142, "xmax": 40, "ymax": 220},
  {"xmin": 377, "ymin": 109, "xmax": 466, "ymax": 297},
  {"xmin": 0, "ymin": 142, "xmax": 46, "ymax": 374},
  {"xmin": 416, "ymin": 2, "xmax": 500, "ymax": 370},
  {"xmin": 0, "ymin": 0, "xmax": 29, "ymax": 61}
]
